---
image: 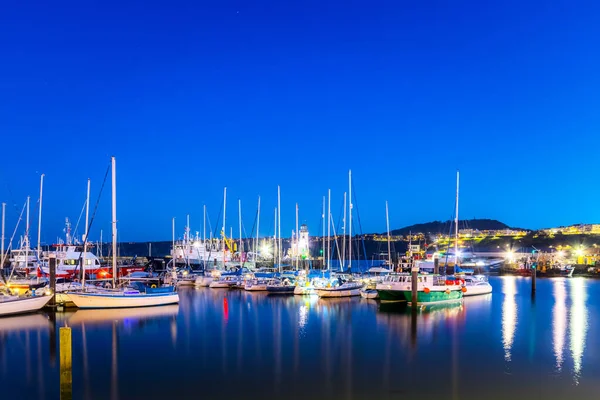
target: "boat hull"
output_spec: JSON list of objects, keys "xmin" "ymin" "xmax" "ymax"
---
[
  {"xmin": 463, "ymin": 284, "xmax": 492, "ymax": 296},
  {"xmin": 317, "ymin": 288, "xmax": 360, "ymax": 298},
  {"xmin": 378, "ymin": 288, "xmax": 463, "ymax": 305},
  {"xmin": 67, "ymin": 292, "xmax": 179, "ymax": 309},
  {"xmin": 0, "ymin": 295, "xmax": 52, "ymax": 317},
  {"xmin": 245, "ymin": 284, "xmax": 268, "ymax": 291},
  {"xmin": 266, "ymin": 286, "xmax": 295, "ymax": 294},
  {"xmin": 195, "ymin": 276, "xmax": 213, "ymax": 287},
  {"xmin": 360, "ymin": 289, "xmax": 379, "ymax": 299}
]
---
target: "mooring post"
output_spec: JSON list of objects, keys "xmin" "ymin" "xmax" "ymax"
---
[
  {"xmin": 434, "ymin": 257, "xmax": 439, "ymax": 275},
  {"xmin": 531, "ymin": 259, "xmax": 536, "ymax": 295},
  {"xmin": 60, "ymin": 326, "xmax": 72, "ymax": 400},
  {"xmin": 49, "ymin": 254, "xmax": 56, "ymax": 307},
  {"xmin": 411, "ymin": 263, "xmax": 418, "ymax": 308}
]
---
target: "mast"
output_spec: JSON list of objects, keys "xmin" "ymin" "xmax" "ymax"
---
[
  {"xmin": 100, "ymin": 230, "xmax": 103, "ymax": 258},
  {"xmin": 238, "ymin": 199, "xmax": 242, "ymax": 256},
  {"xmin": 295, "ymin": 203, "xmax": 298, "ymax": 270},
  {"xmin": 223, "ymin": 187, "xmax": 227, "ymax": 263},
  {"xmin": 26, "ymin": 196, "xmax": 30, "ymax": 252},
  {"xmin": 455, "ymin": 170, "xmax": 460, "ymax": 262},
  {"xmin": 342, "ymin": 192, "xmax": 346, "ymax": 270},
  {"xmin": 203, "ymin": 205, "xmax": 206, "ymax": 243},
  {"xmin": 277, "ymin": 186, "xmax": 281, "ymax": 272},
  {"xmin": 327, "ymin": 189, "xmax": 331, "ymax": 272},
  {"xmin": 386, "ymin": 200, "xmax": 391, "ymax": 268},
  {"xmin": 111, "ymin": 156, "xmax": 117, "ymax": 288},
  {"xmin": 82, "ymin": 178, "xmax": 90, "ymax": 286},
  {"xmin": 37, "ymin": 174, "xmax": 44, "ymax": 259},
  {"xmin": 348, "ymin": 170, "xmax": 353, "ymax": 271},
  {"xmin": 322, "ymin": 196, "xmax": 325, "ymax": 269},
  {"xmin": 186, "ymin": 214, "xmax": 190, "ymax": 244},
  {"xmin": 274, "ymin": 207, "xmax": 277, "ymax": 270},
  {"xmin": 1, "ymin": 203, "xmax": 5, "ymax": 268},
  {"xmin": 256, "ymin": 196, "xmax": 260, "ymax": 258},
  {"xmin": 172, "ymin": 217, "xmax": 175, "ymax": 268}
]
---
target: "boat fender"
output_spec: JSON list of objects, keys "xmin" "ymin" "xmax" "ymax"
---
[
  {"xmin": 151, "ymin": 284, "xmax": 157, "ymax": 288},
  {"xmin": 423, "ymin": 287, "xmax": 430, "ymax": 294},
  {"xmin": 445, "ymin": 289, "xmax": 451, "ymax": 294},
  {"xmin": 461, "ymin": 287, "xmax": 467, "ymax": 293},
  {"xmin": 445, "ymin": 280, "xmax": 453, "ymax": 285}
]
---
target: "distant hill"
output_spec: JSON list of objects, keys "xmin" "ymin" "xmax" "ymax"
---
[{"xmin": 389, "ymin": 218, "xmax": 519, "ymax": 236}]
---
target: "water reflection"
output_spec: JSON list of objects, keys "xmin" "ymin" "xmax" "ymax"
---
[
  {"xmin": 501, "ymin": 277, "xmax": 518, "ymax": 362},
  {"xmin": 552, "ymin": 279, "xmax": 567, "ymax": 372},
  {"xmin": 569, "ymin": 279, "xmax": 588, "ymax": 385}
]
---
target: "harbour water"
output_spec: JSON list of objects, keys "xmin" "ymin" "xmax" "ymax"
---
[{"xmin": 2, "ymin": 276, "xmax": 600, "ymax": 399}]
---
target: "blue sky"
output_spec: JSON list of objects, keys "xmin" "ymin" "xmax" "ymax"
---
[{"xmin": 1, "ymin": 0, "xmax": 599, "ymax": 242}]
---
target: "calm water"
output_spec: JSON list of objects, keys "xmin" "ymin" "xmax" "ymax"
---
[{"xmin": 2, "ymin": 276, "xmax": 600, "ymax": 400}]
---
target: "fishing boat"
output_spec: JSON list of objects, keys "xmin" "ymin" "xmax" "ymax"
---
[
  {"xmin": 0, "ymin": 292, "xmax": 53, "ymax": 317},
  {"xmin": 209, "ymin": 275, "xmax": 242, "ymax": 288},
  {"xmin": 316, "ymin": 276, "xmax": 362, "ymax": 298},
  {"xmin": 375, "ymin": 273, "xmax": 464, "ymax": 305}
]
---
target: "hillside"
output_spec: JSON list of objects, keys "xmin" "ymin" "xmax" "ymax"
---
[{"xmin": 389, "ymin": 218, "xmax": 518, "ymax": 236}]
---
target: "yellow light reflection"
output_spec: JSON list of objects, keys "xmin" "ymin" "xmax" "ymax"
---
[
  {"xmin": 552, "ymin": 280, "xmax": 567, "ymax": 372},
  {"xmin": 569, "ymin": 279, "xmax": 588, "ymax": 385},
  {"xmin": 501, "ymin": 278, "xmax": 517, "ymax": 362}
]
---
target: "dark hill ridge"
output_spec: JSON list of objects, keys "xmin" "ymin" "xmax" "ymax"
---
[{"xmin": 389, "ymin": 218, "xmax": 524, "ymax": 236}]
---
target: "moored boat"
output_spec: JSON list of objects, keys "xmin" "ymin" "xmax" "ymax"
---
[
  {"xmin": 0, "ymin": 293, "xmax": 52, "ymax": 317},
  {"xmin": 376, "ymin": 273, "xmax": 464, "ymax": 305},
  {"xmin": 67, "ymin": 286, "xmax": 179, "ymax": 309}
]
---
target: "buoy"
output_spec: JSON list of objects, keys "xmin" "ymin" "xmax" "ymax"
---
[
  {"xmin": 461, "ymin": 287, "xmax": 467, "ymax": 293},
  {"xmin": 150, "ymin": 284, "xmax": 157, "ymax": 289},
  {"xmin": 423, "ymin": 287, "xmax": 431, "ymax": 294}
]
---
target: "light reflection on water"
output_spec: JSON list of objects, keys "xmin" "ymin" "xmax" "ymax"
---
[{"xmin": 1, "ymin": 276, "xmax": 600, "ymax": 399}]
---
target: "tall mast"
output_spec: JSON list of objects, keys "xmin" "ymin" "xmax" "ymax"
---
[
  {"xmin": 327, "ymin": 189, "xmax": 331, "ymax": 272},
  {"xmin": 295, "ymin": 203, "xmax": 298, "ymax": 270},
  {"xmin": 203, "ymin": 205, "xmax": 206, "ymax": 243},
  {"xmin": 100, "ymin": 230, "xmax": 103, "ymax": 258},
  {"xmin": 111, "ymin": 156, "xmax": 117, "ymax": 288},
  {"xmin": 274, "ymin": 207, "xmax": 277, "ymax": 269},
  {"xmin": 26, "ymin": 196, "xmax": 30, "ymax": 251},
  {"xmin": 342, "ymin": 192, "xmax": 346, "ymax": 270},
  {"xmin": 256, "ymin": 196, "xmax": 260, "ymax": 258},
  {"xmin": 238, "ymin": 199, "xmax": 242, "ymax": 255},
  {"xmin": 348, "ymin": 170, "xmax": 352, "ymax": 270},
  {"xmin": 82, "ymin": 178, "xmax": 90, "ymax": 286},
  {"xmin": 1, "ymin": 203, "xmax": 5, "ymax": 268},
  {"xmin": 277, "ymin": 186, "xmax": 281, "ymax": 272},
  {"xmin": 223, "ymin": 187, "xmax": 227, "ymax": 261},
  {"xmin": 172, "ymin": 217, "xmax": 175, "ymax": 266},
  {"xmin": 186, "ymin": 214, "xmax": 190, "ymax": 244},
  {"xmin": 322, "ymin": 196, "xmax": 325, "ymax": 269},
  {"xmin": 455, "ymin": 170, "xmax": 460, "ymax": 260},
  {"xmin": 37, "ymin": 174, "xmax": 44, "ymax": 258},
  {"xmin": 386, "ymin": 201, "xmax": 391, "ymax": 268}
]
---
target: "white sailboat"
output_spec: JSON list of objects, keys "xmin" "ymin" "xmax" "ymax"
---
[
  {"xmin": 0, "ymin": 293, "xmax": 53, "ymax": 317},
  {"xmin": 67, "ymin": 157, "xmax": 179, "ymax": 309}
]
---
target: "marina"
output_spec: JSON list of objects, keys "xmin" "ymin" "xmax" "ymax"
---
[{"xmin": 1, "ymin": 276, "xmax": 599, "ymax": 399}]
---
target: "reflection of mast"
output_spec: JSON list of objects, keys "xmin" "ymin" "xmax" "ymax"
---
[
  {"xmin": 501, "ymin": 278, "xmax": 518, "ymax": 363},
  {"xmin": 111, "ymin": 321, "xmax": 119, "ymax": 400},
  {"xmin": 82, "ymin": 322, "xmax": 91, "ymax": 400},
  {"xmin": 552, "ymin": 280, "xmax": 566, "ymax": 372},
  {"xmin": 570, "ymin": 279, "xmax": 588, "ymax": 385}
]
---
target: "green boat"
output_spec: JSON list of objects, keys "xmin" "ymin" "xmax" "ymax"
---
[{"xmin": 375, "ymin": 273, "xmax": 464, "ymax": 305}]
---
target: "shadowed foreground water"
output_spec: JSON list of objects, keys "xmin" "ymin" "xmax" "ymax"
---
[{"xmin": 2, "ymin": 276, "xmax": 600, "ymax": 399}]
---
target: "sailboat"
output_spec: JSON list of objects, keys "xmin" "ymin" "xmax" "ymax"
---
[{"xmin": 67, "ymin": 157, "xmax": 179, "ymax": 309}]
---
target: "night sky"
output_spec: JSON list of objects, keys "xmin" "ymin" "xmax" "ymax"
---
[{"xmin": 1, "ymin": 0, "xmax": 599, "ymax": 242}]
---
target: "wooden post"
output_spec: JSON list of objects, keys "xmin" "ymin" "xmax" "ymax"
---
[
  {"xmin": 411, "ymin": 263, "xmax": 418, "ymax": 308},
  {"xmin": 60, "ymin": 327, "xmax": 72, "ymax": 400},
  {"xmin": 49, "ymin": 254, "xmax": 56, "ymax": 306},
  {"xmin": 434, "ymin": 258, "xmax": 439, "ymax": 275}
]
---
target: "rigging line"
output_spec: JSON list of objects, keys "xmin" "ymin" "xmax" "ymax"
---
[
  {"xmin": 72, "ymin": 198, "xmax": 88, "ymax": 242},
  {"xmin": 70, "ymin": 161, "xmax": 111, "ymax": 284},
  {"xmin": 241, "ymin": 208, "xmax": 258, "ymax": 270},
  {"xmin": 329, "ymin": 213, "xmax": 343, "ymax": 269},
  {"xmin": 1, "ymin": 200, "xmax": 27, "ymax": 285}
]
